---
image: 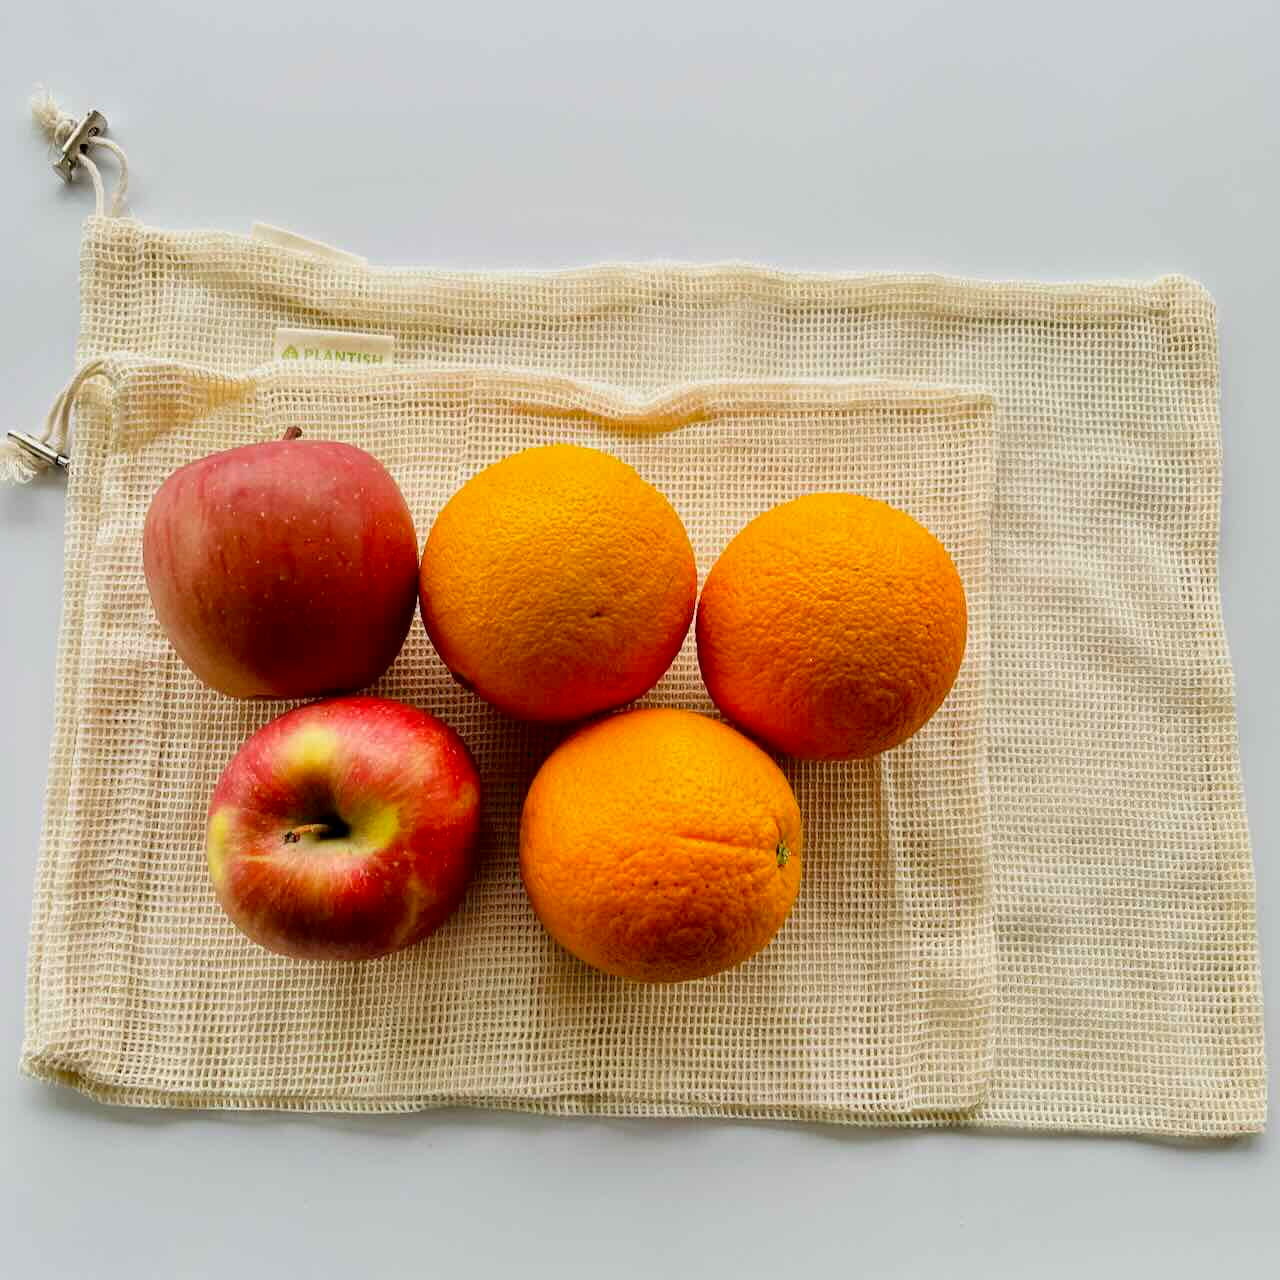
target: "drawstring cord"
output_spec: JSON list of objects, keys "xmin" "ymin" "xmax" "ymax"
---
[
  {"xmin": 31, "ymin": 87, "xmax": 129, "ymax": 217},
  {"xmin": 3, "ymin": 359, "xmax": 110, "ymax": 484},
  {"xmin": 3, "ymin": 91, "xmax": 130, "ymax": 483}
]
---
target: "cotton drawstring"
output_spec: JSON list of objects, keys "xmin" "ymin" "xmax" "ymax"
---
[
  {"xmin": 3, "ymin": 89, "xmax": 129, "ymax": 484},
  {"xmin": 2, "ymin": 359, "xmax": 109, "ymax": 484},
  {"xmin": 30, "ymin": 87, "xmax": 129, "ymax": 217}
]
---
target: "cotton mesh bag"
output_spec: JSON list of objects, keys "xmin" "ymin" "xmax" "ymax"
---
[
  {"xmin": 20, "ymin": 359, "xmax": 997, "ymax": 1119},
  {"xmin": 8, "ymin": 102, "xmax": 1264, "ymax": 1136}
]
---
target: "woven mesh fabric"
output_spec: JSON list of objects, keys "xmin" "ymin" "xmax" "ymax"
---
[
  {"xmin": 23, "ymin": 359, "xmax": 997, "ymax": 1120},
  {"xmin": 21, "ymin": 215, "xmax": 1265, "ymax": 1135}
]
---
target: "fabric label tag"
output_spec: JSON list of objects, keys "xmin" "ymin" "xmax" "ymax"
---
[
  {"xmin": 273, "ymin": 327, "xmax": 395, "ymax": 366},
  {"xmin": 251, "ymin": 222, "xmax": 368, "ymax": 267}
]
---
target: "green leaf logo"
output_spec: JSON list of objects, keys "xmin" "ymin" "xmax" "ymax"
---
[{"xmin": 281, "ymin": 345, "xmax": 300, "ymax": 359}]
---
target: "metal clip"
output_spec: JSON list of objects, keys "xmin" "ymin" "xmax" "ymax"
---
[
  {"xmin": 6, "ymin": 431, "xmax": 70, "ymax": 471},
  {"xmin": 52, "ymin": 109, "xmax": 108, "ymax": 182}
]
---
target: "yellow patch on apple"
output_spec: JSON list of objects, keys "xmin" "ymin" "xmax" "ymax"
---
[
  {"xmin": 207, "ymin": 809, "xmax": 232, "ymax": 888},
  {"xmin": 354, "ymin": 802, "xmax": 400, "ymax": 849},
  {"xmin": 282, "ymin": 724, "xmax": 342, "ymax": 776}
]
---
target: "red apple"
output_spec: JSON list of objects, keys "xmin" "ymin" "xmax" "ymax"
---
[
  {"xmin": 143, "ymin": 428, "xmax": 419, "ymax": 698},
  {"xmin": 206, "ymin": 696, "xmax": 482, "ymax": 960}
]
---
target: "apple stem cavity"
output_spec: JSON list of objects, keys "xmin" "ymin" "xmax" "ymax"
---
[
  {"xmin": 282, "ymin": 822, "xmax": 333, "ymax": 844},
  {"xmin": 281, "ymin": 426, "xmax": 304, "ymax": 441}
]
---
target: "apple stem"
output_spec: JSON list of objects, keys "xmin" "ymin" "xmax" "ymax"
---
[
  {"xmin": 281, "ymin": 426, "xmax": 303, "ymax": 441},
  {"xmin": 282, "ymin": 822, "xmax": 331, "ymax": 844}
]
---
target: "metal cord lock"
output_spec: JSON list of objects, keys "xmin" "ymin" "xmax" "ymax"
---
[
  {"xmin": 52, "ymin": 108, "xmax": 108, "ymax": 182},
  {"xmin": 5, "ymin": 431, "xmax": 70, "ymax": 471}
]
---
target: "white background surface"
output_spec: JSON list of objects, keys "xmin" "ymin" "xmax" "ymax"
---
[{"xmin": 2, "ymin": 3, "xmax": 1276, "ymax": 1275}]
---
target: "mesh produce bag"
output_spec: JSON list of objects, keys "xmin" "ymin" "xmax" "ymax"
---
[
  {"xmin": 22, "ymin": 359, "xmax": 995, "ymax": 1119},
  {"xmin": 12, "ymin": 190, "xmax": 1265, "ymax": 1134}
]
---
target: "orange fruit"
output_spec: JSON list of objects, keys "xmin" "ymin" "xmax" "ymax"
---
[
  {"xmin": 420, "ymin": 445, "xmax": 697, "ymax": 722},
  {"xmin": 520, "ymin": 708, "xmax": 803, "ymax": 983},
  {"xmin": 696, "ymin": 494, "xmax": 967, "ymax": 760}
]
